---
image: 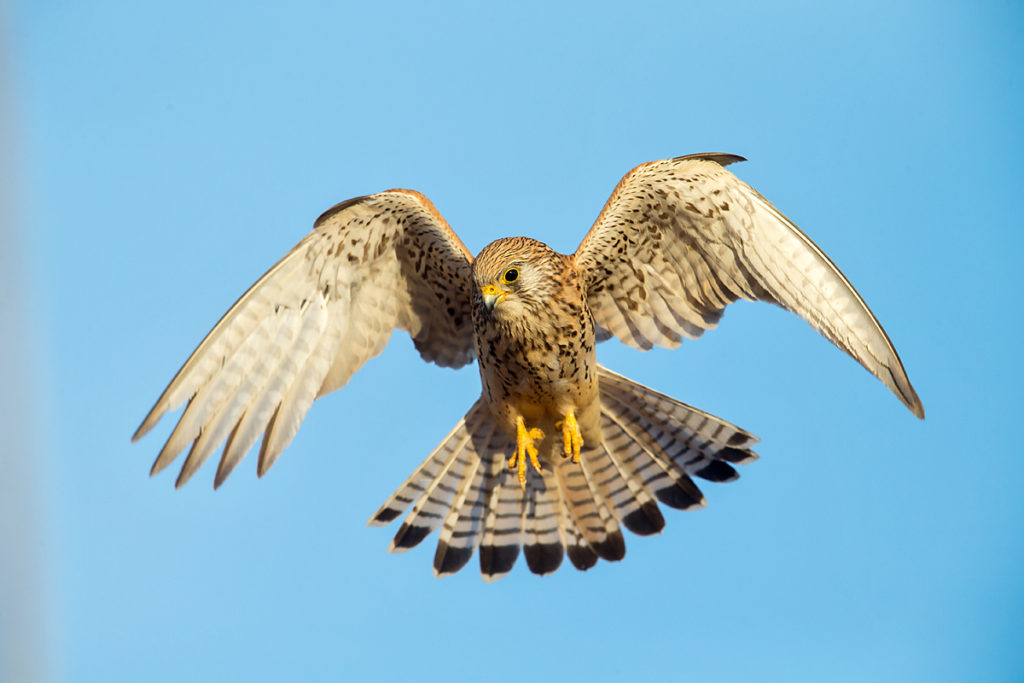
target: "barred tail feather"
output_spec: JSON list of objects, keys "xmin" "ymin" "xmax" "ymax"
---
[
  {"xmin": 555, "ymin": 455, "xmax": 625, "ymax": 562},
  {"xmin": 367, "ymin": 400, "xmax": 490, "ymax": 528},
  {"xmin": 478, "ymin": 471, "xmax": 525, "ymax": 582},
  {"xmin": 370, "ymin": 368, "xmax": 759, "ymax": 580},
  {"xmin": 557, "ymin": 484, "xmax": 599, "ymax": 571},
  {"xmin": 597, "ymin": 415, "xmax": 666, "ymax": 536},
  {"xmin": 432, "ymin": 420, "xmax": 507, "ymax": 577},
  {"xmin": 599, "ymin": 365, "xmax": 760, "ymax": 470},
  {"xmin": 599, "ymin": 396, "xmax": 709, "ymax": 511},
  {"xmin": 522, "ymin": 467, "xmax": 564, "ymax": 575}
]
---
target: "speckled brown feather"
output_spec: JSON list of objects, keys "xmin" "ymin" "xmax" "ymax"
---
[
  {"xmin": 574, "ymin": 153, "xmax": 923, "ymax": 417},
  {"xmin": 471, "ymin": 237, "xmax": 601, "ymax": 449},
  {"xmin": 135, "ymin": 189, "xmax": 476, "ymax": 487}
]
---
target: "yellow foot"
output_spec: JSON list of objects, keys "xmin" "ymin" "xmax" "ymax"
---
[
  {"xmin": 558, "ymin": 409, "xmax": 584, "ymax": 463},
  {"xmin": 508, "ymin": 416, "xmax": 544, "ymax": 490}
]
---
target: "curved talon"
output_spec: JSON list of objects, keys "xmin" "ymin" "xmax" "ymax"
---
[
  {"xmin": 509, "ymin": 416, "xmax": 544, "ymax": 489},
  {"xmin": 561, "ymin": 409, "xmax": 583, "ymax": 463}
]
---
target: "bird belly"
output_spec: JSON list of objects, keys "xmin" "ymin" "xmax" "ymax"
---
[{"xmin": 478, "ymin": 336, "xmax": 600, "ymax": 448}]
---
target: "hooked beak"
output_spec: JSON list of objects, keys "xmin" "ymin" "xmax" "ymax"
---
[{"xmin": 480, "ymin": 284, "xmax": 507, "ymax": 311}]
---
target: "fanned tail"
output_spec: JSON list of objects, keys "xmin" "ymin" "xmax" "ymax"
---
[{"xmin": 369, "ymin": 365, "xmax": 759, "ymax": 580}]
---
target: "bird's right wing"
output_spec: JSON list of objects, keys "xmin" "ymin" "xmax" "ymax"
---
[{"xmin": 134, "ymin": 189, "xmax": 476, "ymax": 488}]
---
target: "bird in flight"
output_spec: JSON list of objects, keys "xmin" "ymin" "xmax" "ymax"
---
[{"xmin": 134, "ymin": 153, "xmax": 923, "ymax": 580}]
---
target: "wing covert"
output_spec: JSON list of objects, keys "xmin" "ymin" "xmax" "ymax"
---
[
  {"xmin": 134, "ymin": 189, "xmax": 476, "ymax": 487},
  {"xmin": 574, "ymin": 154, "xmax": 924, "ymax": 418}
]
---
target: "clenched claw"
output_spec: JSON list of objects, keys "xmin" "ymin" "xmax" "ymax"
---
[
  {"xmin": 509, "ymin": 416, "xmax": 544, "ymax": 489},
  {"xmin": 559, "ymin": 409, "xmax": 583, "ymax": 463}
]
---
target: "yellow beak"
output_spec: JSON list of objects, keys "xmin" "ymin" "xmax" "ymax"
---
[{"xmin": 480, "ymin": 284, "xmax": 507, "ymax": 311}]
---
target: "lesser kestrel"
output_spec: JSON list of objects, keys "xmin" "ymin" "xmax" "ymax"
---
[{"xmin": 134, "ymin": 153, "xmax": 923, "ymax": 580}]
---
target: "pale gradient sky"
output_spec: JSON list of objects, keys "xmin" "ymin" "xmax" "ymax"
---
[{"xmin": 6, "ymin": 1, "xmax": 1023, "ymax": 681}]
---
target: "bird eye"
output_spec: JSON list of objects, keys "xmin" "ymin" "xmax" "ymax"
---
[{"xmin": 503, "ymin": 268, "xmax": 519, "ymax": 283}]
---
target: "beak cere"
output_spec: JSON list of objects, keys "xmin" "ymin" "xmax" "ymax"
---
[{"xmin": 480, "ymin": 284, "xmax": 505, "ymax": 311}]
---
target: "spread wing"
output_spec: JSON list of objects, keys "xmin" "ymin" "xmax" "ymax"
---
[
  {"xmin": 574, "ymin": 153, "xmax": 924, "ymax": 418},
  {"xmin": 134, "ymin": 189, "xmax": 476, "ymax": 488}
]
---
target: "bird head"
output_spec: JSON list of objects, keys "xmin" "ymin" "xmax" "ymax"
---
[{"xmin": 471, "ymin": 237, "xmax": 563, "ymax": 322}]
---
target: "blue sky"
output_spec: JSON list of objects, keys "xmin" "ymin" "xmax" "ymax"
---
[{"xmin": 4, "ymin": 1, "xmax": 1023, "ymax": 681}]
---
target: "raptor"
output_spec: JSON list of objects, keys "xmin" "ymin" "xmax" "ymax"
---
[{"xmin": 134, "ymin": 154, "xmax": 923, "ymax": 580}]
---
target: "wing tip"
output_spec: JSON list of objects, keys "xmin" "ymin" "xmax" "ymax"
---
[
  {"xmin": 149, "ymin": 442, "xmax": 181, "ymax": 478},
  {"xmin": 906, "ymin": 393, "xmax": 926, "ymax": 420},
  {"xmin": 148, "ymin": 459, "xmax": 165, "ymax": 478},
  {"xmin": 899, "ymin": 376, "xmax": 925, "ymax": 420},
  {"xmin": 174, "ymin": 459, "xmax": 199, "ymax": 489},
  {"xmin": 885, "ymin": 360, "xmax": 925, "ymax": 419},
  {"xmin": 256, "ymin": 429, "xmax": 283, "ymax": 479},
  {"xmin": 132, "ymin": 408, "xmax": 163, "ymax": 443}
]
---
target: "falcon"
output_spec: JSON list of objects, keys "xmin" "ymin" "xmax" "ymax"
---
[{"xmin": 134, "ymin": 153, "xmax": 924, "ymax": 580}]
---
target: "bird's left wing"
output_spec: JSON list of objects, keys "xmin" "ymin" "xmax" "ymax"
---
[
  {"xmin": 574, "ymin": 154, "xmax": 923, "ymax": 418},
  {"xmin": 134, "ymin": 189, "xmax": 476, "ymax": 487}
]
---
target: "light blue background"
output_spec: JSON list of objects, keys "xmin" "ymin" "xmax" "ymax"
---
[{"xmin": 7, "ymin": 1, "xmax": 1023, "ymax": 681}]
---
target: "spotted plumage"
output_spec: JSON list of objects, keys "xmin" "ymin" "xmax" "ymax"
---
[
  {"xmin": 134, "ymin": 153, "xmax": 924, "ymax": 580},
  {"xmin": 471, "ymin": 237, "xmax": 599, "ymax": 450}
]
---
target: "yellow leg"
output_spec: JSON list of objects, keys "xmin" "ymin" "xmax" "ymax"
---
[
  {"xmin": 560, "ymin": 409, "xmax": 583, "ymax": 463},
  {"xmin": 508, "ymin": 416, "xmax": 544, "ymax": 490}
]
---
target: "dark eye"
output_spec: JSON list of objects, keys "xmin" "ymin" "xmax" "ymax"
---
[{"xmin": 503, "ymin": 268, "xmax": 519, "ymax": 283}]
